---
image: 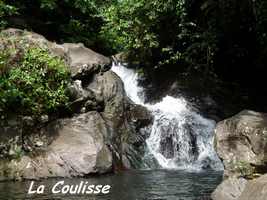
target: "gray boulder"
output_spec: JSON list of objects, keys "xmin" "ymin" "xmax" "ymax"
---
[
  {"xmin": 212, "ymin": 110, "xmax": 267, "ymax": 200},
  {"xmin": 0, "ymin": 117, "xmax": 22, "ymax": 159},
  {"xmin": 0, "ymin": 112, "xmax": 112, "ymax": 180},
  {"xmin": 62, "ymin": 43, "xmax": 111, "ymax": 80},
  {"xmin": 238, "ymin": 174, "xmax": 267, "ymax": 200},
  {"xmin": 214, "ymin": 110, "xmax": 267, "ymax": 177},
  {"xmin": 0, "ymin": 28, "xmax": 111, "ymax": 81},
  {"xmin": 212, "ymin": 177, "xmax": 247, "ymax": 200},
  {"xmin": 87, "ymin": 71, "xmax": 153, "ymax": 168},
  {"xmin": 67, "ymin": 80, "xmax": 104, "ymax": 113},
  {"xmin": 0, "ymin": 28, "xmax": 70, "ymax": 64}
]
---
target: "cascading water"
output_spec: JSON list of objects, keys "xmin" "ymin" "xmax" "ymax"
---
[{"xmin": 112, "ymin": 63, "xmax": 223, "ymax": 171}]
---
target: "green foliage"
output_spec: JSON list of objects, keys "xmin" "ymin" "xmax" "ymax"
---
[
  {"xmin": 39, "ymin": 0, "xmax": 57, "ymax": 10},
  {"xmin": 102, "ymin": 0, "xmax": 217, "ymax": 78},
  {"xmin": 0, "ymin": 1, "xmax": 17, "ymax": 29},
  {"xmin": 103, "ymin": 0, "xmax": 180, "ymax": 63},
  {"xmin": 101, "ymin": 0, "xmax": 267, "ymax": 87},
  {"xmin": 0, "ymin": 39, "xmax": 70, "ymax": 117},
  {"xmin": 10, "ymin": 142, "xmax": 24, "ymax": 160},
  {"xmin": 1, "ymin": 0, "xmax": 267, "ymax": 104},
  {"xmin": 5, "ymin": 0, "xmax": 115, "ymax": 54},
  {"xmin": 232, "ymin": 160, "xmax": 255, "ymax": 178}
]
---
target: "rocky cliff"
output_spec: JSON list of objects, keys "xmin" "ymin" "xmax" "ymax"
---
[
  {"xmin": 212, "ymin": 110, "xmax": 267, "ymax": 200},
  {"xmin": 0, "ymin": 28, "xmax": 152, "ymax": 180}
]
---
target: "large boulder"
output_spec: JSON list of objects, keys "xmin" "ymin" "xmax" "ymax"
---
[
  {"xmin": 0, "ymin": 28, "xmax": 111, "ymax": 80},
  {"xmin": 62, "ymin": 43, "xmax": 111, "ymax": 80},
  {"xmin": 238, "ymin": 174, "xmax": 267, "ymax": 200},
  {"xmin": 0, "ymin": 112, "xmax": 112, "ymax": 180},
  {"xmin": 214, "ymin": 110, "xmax": 267, "ymax": 177},
  {"xmin": 0, "ymin": 28, "xmax": 69, "ymax": 64},
  {"xmin": 86, "ymin": 70, "xmax": 153, "ymax": 168},
  {"xmin": 212, "ymin": 177, "xmax": 247, "ymax": 200},
  {"xmin": 212, "ymin": 110, "xmax": 267, "ymax": 200}
]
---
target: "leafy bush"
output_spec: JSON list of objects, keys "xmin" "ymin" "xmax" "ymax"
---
[
  {"xmin": 102, "ymin": 0, "xmax": 183, "ymax": 65},
  {"xmin": 102, "ymin": 0, "xmax": 217, "ymax": 79},
  {"xmin": 0, "ymin": 40, "xmax": 70, "ymax": 117},
  {"xmin": 0, "ymin": 1, "xmax": 17, "ymax": 29},
  {"xmin": 5, "ymin": 0, "xmax": 114, "ymax": 54}
]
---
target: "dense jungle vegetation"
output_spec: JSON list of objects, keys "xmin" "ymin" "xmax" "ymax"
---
[{"xmin": 1, "ymin": 0, "xmax": 267, "ymax": 113}]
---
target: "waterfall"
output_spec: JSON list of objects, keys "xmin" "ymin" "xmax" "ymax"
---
[{"xmin": 112, "ymin": 63, "xmax": 223, "ymax": 171}]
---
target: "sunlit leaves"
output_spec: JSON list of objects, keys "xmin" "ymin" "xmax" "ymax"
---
[
  {"xmin": 0, "ymin": 1, "xmax": 17, "ymax": 29},
  {"xmin": 0, "ymin": 41, "xmax": 70, "ymax": 117}
]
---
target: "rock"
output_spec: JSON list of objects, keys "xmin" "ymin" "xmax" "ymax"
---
[
  {"xmin": 0, "ymin": 28, "xmax": 70, "ymax": 64},
  {"xmin": 44, "ymin": 112, "xmax": 112, "ymax": 176},
  {"xmin": 62, "ymin": 43, "xmax": 111, "ymax": 80},
  {"xmin": 214, "ymin": 110, "xmax": 267, "ymax": 177},
  {"xmin": 87, "ymin": 70, "xmax": 127, "ymax": 129},
  {"xmin": 0, "ymin": 28, "xmax": 152, "ymax": 180},
  {"xmin": 67, "ymin": 80, "xmax": 104, "ymax": 113},
  {"xmin": 68, "ymin": 80, "xmax": 88, "ymax": 100},
  {"xmin": 87, "ymin": 71, "xmax": 153, "ymax": 168},
  {"xmin": 84, "ymin": 99, "xmax": 103, "ymax": 112},
  {"xmin": 127, "ymin": 104, "xmax": 153, "ymax": 129},
  {"xmin": 35, "ymin": 141, "xmax": 44, "ymax": 147},
  {"xmin": 112, "ymin": 52, "xmax": 129, "ymax": 65},
  {"xmin": 22, "ymin": 116, "xmax": 34, "ymax": 127},
  {"xmin": 0, "ymin": 117, "xmax": 22, "ymax": 158},
  {"xmin": 1, "ymin": 28, "xmax": 24, "ymax": 37},
  {"xmin": 212, "ymin": 177, "xmax": 247, "ymax": 200},
  {"xmin": 0, "ymin": 112, "xmax": 112, "ymax": 180},
  {"xmin": 160, "ymin": 135, "xmax": 175, "ymax": 159},
  {"xmin": 0, "ymin": 28, "xmax": 111, "ymax": 81},
  {"xmin": 212, "ymin": 110, "xmax": 267, "ymax": 200},
  {"xmin": 40, "ymin": 115, "xmax": 49, "ymax": 124},
  {"xmin": 238, "ymin": 174, "xmax": 267, "ymax": 200}
]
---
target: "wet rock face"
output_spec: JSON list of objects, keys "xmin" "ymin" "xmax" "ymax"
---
[
  {"xmin": 212, "ymin": 110, "xmax": 267, "ymax": 200},
  {"xmin": 156, "ymin": 117, "xmax": 199, "ymax": 162},
  {"xmin": 127, "ymin": 104, "xmax": 153, "ymax": 130},
  {"xmin": 0, "ymin": 28, "xmax": 153, "ymax": 180},
  {"xmin": 160, "ymin": 134, "xmax": 175, "ymax": 159}
]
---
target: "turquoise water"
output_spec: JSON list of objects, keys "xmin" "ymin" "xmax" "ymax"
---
[{"xmin": 0, "ymin": 169, "xmax": 222, "ymax": 200}]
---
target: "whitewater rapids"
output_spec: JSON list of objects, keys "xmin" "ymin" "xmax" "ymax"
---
[{"xmin": 112, "ymin": 63, "xmax": 223, "ymax": 171}]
